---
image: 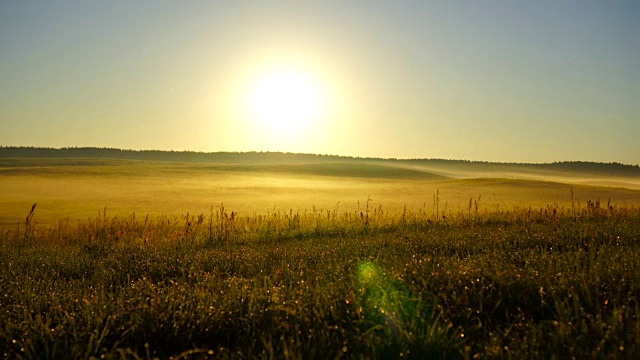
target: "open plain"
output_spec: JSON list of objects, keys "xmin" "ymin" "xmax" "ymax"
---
[
  {"xmin": 2, "ymin": 150, "xmax": 640, "ymax": 227},
  {"xmin": 1, "ymin": 150, "xmax": 639, "ymax": 359}
]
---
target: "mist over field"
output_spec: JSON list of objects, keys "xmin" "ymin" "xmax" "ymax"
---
[{"xmin": 2, "ymin": 147, "xmax": 640, "ymax": 227}]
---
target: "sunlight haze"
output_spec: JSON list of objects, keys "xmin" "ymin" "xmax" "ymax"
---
[{"xmin": 0, "ymin": 1, "xmax": 638, "ymax": 164}]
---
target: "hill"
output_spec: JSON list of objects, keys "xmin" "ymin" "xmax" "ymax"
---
[
  {"xmin": 1, "ymin": 146, "xmax": 639, "ymax": 178},
  {"xmin": 1, "ymin": 146, "xmax": 640, "ymax": 229}
]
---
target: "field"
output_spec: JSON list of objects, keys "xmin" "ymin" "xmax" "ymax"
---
[
  {"xmin": 2, "ymin": 154, "xmax": 640, "ymax": 227},
  {"xmin": 1, "ymin": 152, "xmax": 639, "ymax": 358}
]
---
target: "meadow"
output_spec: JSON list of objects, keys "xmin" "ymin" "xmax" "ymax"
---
[
  {"xmin": 1, "ymin": 152, "xmax": 639, "ymax": 358},
  {"xmin": 2, "ymin": 153, "xmax": 640, "ymax": 227}
]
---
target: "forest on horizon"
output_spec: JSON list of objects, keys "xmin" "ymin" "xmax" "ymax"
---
[{"xmin": 1, "ymin": 146, "xmax": 639, "ymax": 176}]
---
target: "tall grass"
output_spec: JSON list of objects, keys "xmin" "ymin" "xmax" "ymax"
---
[{"xmin": 0, "ymin": 200, "xmax": 638, "ymax": 359}]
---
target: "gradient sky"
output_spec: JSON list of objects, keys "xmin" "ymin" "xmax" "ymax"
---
[{"xmin": 1, "ymin": 1, "xmax": 638, "ymax": 164}]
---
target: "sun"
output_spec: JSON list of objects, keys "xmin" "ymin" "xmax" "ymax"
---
[{"xmin": 247, "ymin": 68, "xmax": 324, "ymax": 135}]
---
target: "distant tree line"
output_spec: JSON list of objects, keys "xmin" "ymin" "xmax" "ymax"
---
[
  {"xmin": 0, "ymin": 146, "xmax": 638, "ymax": 175},
  {"xmin": 0, "ymin": 146, "xmax": 353, "ymax": 164}
]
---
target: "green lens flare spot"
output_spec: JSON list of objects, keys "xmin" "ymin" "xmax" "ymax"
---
[{"xmin": 357, "ymin": 261, "xmax": 379, "ymax": 284}]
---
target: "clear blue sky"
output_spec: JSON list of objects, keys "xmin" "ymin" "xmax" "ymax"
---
[{"xmin": 1, "ymin": 1, "xmax": 638, "ymax": 164}]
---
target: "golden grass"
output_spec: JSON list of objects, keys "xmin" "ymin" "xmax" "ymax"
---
[{"xmin": 1, "ymin": 160, "xmax": 640, "ymax": 227}]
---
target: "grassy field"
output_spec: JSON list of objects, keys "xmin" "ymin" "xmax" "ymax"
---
[
  {"xmin": 1, "ymin": 156, "xmax": 639, "ymax": 358},
  {"xmin": 2, "ymin": 157, "xmax": 640, "ymax": 227}
]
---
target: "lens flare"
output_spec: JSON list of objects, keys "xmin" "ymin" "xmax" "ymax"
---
[{"xmin": 356, "ymin": 261, "xmax": 409, "ymax": 332}]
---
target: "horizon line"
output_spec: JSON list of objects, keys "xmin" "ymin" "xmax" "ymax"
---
[{"xmin": 1, "ymin": 145, "xmax": 639, "ymax": 167}]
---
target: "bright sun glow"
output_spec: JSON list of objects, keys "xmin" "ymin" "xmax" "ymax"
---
[{"xmin": 248, "ymin": 69, "xmax": 324, "ymax": 135}]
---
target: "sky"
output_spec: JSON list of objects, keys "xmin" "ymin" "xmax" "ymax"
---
[{"xmin": 1, "ymin": 1, "xmax": 638, "ymax": 164}]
